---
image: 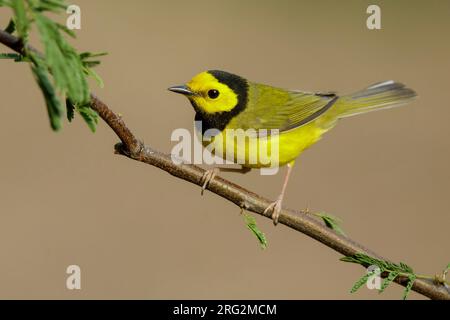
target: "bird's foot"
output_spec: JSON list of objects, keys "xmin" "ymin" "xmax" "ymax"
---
[
  {"xmin": 264, "ymin": 197, "xmax": 283, "ymax": 226},
  {"xmin": 200, "ymin": 168, "xmax": 219, "ymax": 195}
]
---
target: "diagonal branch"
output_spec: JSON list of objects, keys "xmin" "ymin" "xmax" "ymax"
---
[{"xmin": 1, "ymin": 29, "xmax": 449, "ymax": 300}]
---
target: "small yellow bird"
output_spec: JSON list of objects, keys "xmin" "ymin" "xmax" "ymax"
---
[{"xmin": 169, "ymin": 70, "xmax": 416, "ymax": 225}]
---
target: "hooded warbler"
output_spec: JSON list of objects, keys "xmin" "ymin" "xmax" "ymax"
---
[{"xmin": 169, "ymin": 70, "xmax": 416, "ymax": 225}]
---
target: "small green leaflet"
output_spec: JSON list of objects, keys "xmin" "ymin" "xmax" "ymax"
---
[
  {"xmin": 350, "ymin": 269, "xmax": 377, "ymax": 293},
  {"xmin": 403, "ymin": 274, "xmax": 416, "ymax": 300},
  {"xmin": 11, "ymin": 0, "xmax": 29, "ymax": 40},
  {"xmin": 399, "ymin": 262, "xmax": 414, "ymax": 274},
  {"xmin": 31, "ymin": 63, "xmax": 63, "ymax": 131},
  {"xmin": 80, "ymin": 51, "xmax": 108, "ymax": 60},
  {"xmin": 77, "ymin": 104, "xmax": 99, "ymax": 133},
  {"xmin": 379, "ymin": 271, "xmax": 398, "ymax": 294},
  {"xmin": 84, "ymin": 67, "xmax": 105, "ymax": 88},
  {"xmin": 314, "ymin": 212, "xmax": 345, "ymax": 235},
  {"xmin": 243, "ymin": 213, "xmax": 267, "ymax": 250},
  {"xmin": 34, "ymin": 0, "xmax": 67, "ymax": 12},
  {"xmin": 66, "ymin": 99, "xmax": 75, "ymax": 122},
  {"xmin": 0, "ymin": 53, "xmax": 21, "ymax": 60},
  {"xmin": 5, "ymin": 19, "xmax": 16, "ymax": 34},
  {"xmin": 65, "ymin": 100, "xmax": 99, "ymax": 132},
  {"xmin": 56, "ymin": 22, "xmax": 76, "ymax": 38},
  {"xmin": 80, "ymin": 52, "xmax": 108, "ymax": 87}
]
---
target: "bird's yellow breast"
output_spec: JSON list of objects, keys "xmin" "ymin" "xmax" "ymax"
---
[{"xmin": 200, "ymin": 121, "xmax": 325, "ymax": 168}]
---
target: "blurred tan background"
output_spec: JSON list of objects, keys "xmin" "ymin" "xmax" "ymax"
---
[{"xmin": 0, "ymin": 0, "xmax": 449, "ymax": 299}]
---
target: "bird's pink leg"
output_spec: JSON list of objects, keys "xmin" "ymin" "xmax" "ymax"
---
[{"xmin": 264, "ymin": 162, "xmax": 295, "ymax": 225}]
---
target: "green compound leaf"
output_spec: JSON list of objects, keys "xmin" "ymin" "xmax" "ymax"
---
[
  {"xmin": 341, "ymin": 253, "xmax": 414, "ymax": 275},
  {"xmin": 34, "ymin": 13, "xmax": 89, "ymax": 105},
  {"xmin": 403, "ymin": 274, "xmax": 416, "ymax": 300},
  {"xmin": 379, "ymin": 271, "xmax": 399, "ymax": 294},
  {"xmin": 243, "ymin": 213, "xmax": 267, "ymax": 250},
  {"xmin": 341, "ymin": 253, "xmax": 421, "ymax": 299},
  {"xmin": 3, "ymin": 0, "xmax": 105, "ymax": 132}
]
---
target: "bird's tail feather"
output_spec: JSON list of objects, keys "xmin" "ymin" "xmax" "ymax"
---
[{"xmin": 334, "ymin": 81, "xmax": 417, "ymax": 118}]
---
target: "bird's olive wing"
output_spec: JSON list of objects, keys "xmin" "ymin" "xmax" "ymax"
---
[{"xmin": 234, "ymin": 85, "xmax": 338, "ymax": 133}]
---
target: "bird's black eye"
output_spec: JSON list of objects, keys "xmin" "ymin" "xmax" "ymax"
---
[{"xmin": 208, "ymin": 89, "xmax": 220, "ymax": 99}]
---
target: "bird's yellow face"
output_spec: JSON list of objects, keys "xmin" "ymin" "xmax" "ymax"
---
[
  {"xmin": 169, "ymin": 70, "xmax": 248, "ymax": 115},
  {"xmin": 186, "ymin": 72, "xmax": 238, "ymax": 114}
]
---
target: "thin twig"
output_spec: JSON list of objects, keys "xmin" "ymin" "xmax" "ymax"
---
[{"xmin": 1, "ymin": 29, "xmax": 449, "ymax": 300}]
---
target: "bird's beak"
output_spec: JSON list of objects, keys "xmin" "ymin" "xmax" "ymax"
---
[{"xmin": 168, "ymin": 85, "xmax": 195, "ymax": 96}]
